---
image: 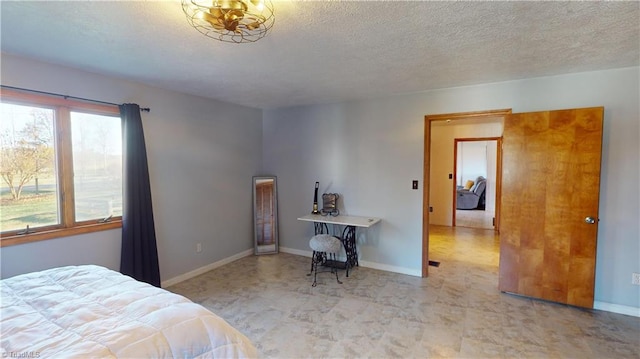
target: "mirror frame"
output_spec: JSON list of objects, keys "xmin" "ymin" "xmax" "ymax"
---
[{"xmin": 252, "ymin": 176, "xmax": 279, "ymax": 255}]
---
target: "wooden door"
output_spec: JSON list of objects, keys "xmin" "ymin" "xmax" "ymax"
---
[{"xmin": 498, "ymin": 107, "xmax": 603, "ymax": 308}]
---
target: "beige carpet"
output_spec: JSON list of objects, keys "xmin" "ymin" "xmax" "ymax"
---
[{"xmin": 168, "ymin": 226, "xmax": 639, "ymax": 358}]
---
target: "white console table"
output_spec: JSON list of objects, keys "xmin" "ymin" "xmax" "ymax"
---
[{"xmin": 297, "ymin": 214, "xmax": 381, "ymax": 276}]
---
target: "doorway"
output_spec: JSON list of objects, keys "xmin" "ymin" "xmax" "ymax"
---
[
  {"xmin": 423, "ymin": 107, "xmax": 602, "ymax": 309},
  {"xmin": 453, "ymin": 138, "xmax": 501, "ymax": 230},
  {"xmin": 421, "ymin": 109, "xmax": 512, "ymax": 277}
]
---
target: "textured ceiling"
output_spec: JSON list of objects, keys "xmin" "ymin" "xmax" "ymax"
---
[{"xmin": 1, "ymin": 1, "xmax": 638, "ymax": 109}]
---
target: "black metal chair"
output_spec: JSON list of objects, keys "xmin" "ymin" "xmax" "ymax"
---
[{"xmin": 307, "ymin": 234, "xmax": 342, "ymax": 287}]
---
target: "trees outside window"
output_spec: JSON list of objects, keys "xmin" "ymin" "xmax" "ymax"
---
[
  {"xmin": 0, "ymin": 89, "xmax": 122, "ymax": 245},
  {"xmin": 1, "ymin": 104, "xmax": 58, "ymax": 230}
]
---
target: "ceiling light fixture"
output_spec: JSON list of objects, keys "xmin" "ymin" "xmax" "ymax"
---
[{"xmin": 182, "ymin": 0, "xmax": 275, "ymax": 44}]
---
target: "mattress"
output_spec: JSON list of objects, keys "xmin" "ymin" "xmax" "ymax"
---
[{"xmin": 0, "ymin": 265, "xmax": 257, "ymax": 358}]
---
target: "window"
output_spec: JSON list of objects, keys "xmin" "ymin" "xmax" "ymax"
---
[
  {"xmin": 71, "ymin": 112, "xmax": 123, "ymax": 222},
  {"xmin": 0, "ymin": 89, "xmax": 122, "ymax": 246}
]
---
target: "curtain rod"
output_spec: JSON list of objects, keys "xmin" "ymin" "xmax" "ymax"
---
[{"xmin": 0, "ymin": 85, "xmax": 150, "ymax": 112}]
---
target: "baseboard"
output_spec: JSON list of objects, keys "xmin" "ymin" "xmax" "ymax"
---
[
  {"xmin": 594, "ymin": 301, "xmax": 640, "ymax": 317},
  {"xmin": 280, "ymin": 246, "xmax": 422, "ymax": 277},
  {"xmin": 161, "ymin": 248, "xmax": 253, "ymax": 288},
  {"xmin": 358, "ymin": 259, "xmax": 422, "ymax": 277},
  {"xmin": 279, "ymin": 246, "xmax": 312, "ymax": 257}
]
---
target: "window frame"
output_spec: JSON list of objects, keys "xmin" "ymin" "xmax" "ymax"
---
[{"xmin": 0, "ymin": 88, "xmax": 122, "ymax": 247}]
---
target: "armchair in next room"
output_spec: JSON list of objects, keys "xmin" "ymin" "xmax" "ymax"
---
[{"xmin": 456, "ymin": 176, "xmax": 486, "ymax": 210}]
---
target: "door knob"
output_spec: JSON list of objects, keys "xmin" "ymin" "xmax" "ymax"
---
[{"xmin": 584, "ymin": 216, "xmax": 596, "ymax": 224}]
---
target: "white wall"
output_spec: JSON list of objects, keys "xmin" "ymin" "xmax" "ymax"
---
[
  {"xmin": 1, "ymin": 53, "xmax": 637, "ymax": 312},
  {"xmin": 0, "ymin": 54, "xmax": 263, "ymax": 282},
  {"xmin": 263, "ymin": 103, "xmax": 425, "ymax": 275},
  {"xmin": 264, "ymin": 67, "xmax": 640, "ymax": 310},
  {"xmin": 458, "ymin": 141, "xmax": 488, "ymax": 185}
]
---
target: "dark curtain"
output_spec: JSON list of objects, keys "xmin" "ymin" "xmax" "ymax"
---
[{"xmin": 119, "ymin": 103, "xmax": 161, "ymax": 287}]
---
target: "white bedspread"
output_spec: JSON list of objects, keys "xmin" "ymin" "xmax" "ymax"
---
[{"xmin": 1, "ymin": 265, "xmax": 257, "ymax": 358}]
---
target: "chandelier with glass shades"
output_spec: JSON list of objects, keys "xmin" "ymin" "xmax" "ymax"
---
[{"xmin": 182, "ymin": 0, "xmax": 275, "ymax": 43}]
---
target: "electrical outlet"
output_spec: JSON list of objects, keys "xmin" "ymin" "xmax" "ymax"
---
[
  {"xmin": 196, "ymin": 243, "xmax": 202, "ymax": 253},
  {"xmin": 632, "ymin": 273, "xmax": 640, "ymax": 285}
]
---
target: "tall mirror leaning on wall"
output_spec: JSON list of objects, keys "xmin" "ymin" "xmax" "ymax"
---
[{"xmin": 253, "ymin": 176, "xmax": 278, "ymax": 255}]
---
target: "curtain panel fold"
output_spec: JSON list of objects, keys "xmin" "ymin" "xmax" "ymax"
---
[{"xmin": 119, "ymin": 103, "xmax": 161, "ymax": 287}]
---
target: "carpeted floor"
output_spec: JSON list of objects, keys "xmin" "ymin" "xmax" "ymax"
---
[{"xmin": 168, "ymin": 226, "xmax": 640, "ymax": 358}]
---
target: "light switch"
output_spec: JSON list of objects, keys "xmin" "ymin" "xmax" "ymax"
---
[{"xmin": 412, "ymin": 180, "xmax": 419, "ymax": 189}]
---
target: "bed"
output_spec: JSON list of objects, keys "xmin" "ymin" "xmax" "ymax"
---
[{"xmin": 0, "ymin": 265, "xmax": 257, "ymax": 358}]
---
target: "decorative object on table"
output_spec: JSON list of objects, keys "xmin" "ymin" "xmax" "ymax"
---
[
  {"xmin": 307, "ymin": 234, "xmax": 343, "ymax": 287},
  {"xmin": 181, "ymin": 0, "xmax": 275, "ymax": 44},
  {"xmin": 253, "ymin": 176, "xmax": 278, "ymax": 254},
  {"xmin": 321, "ymin": 193, "xmax": 340, "ymax": 216},
  {"xmin": 311, "ymin": 181, "xmax": 320, "ymax": 214}
]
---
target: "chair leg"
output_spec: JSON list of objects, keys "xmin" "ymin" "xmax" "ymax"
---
[
  {"xmin": 307, "ymin": 251, "xmax": 316, "ymax": 276},
  {"xmin": 331, "ymin": 253, "xmax": 342, "ymax": 284},
  {"xmin": 308, "ymin": 251, "xmax": 322, "ymax": 287},
  {"xmin": 309, "ymin": 251, "xmax": 342, "ymax": 286},
  {"xmin": 308, "ymin": 251, "xmax": 319, "ymax": 287},
  {"xmin": 312, "ymin": 253, "xmax": 319, "ymax": 287},
  {"xmin": 345, "ymin": 260, "xmax": 350, "ymax": 278}
]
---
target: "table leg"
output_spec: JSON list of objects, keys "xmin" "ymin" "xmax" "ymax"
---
[
  {"xmin": 312, "ymin": 223, "xmax": 330, "ymax": 269},
  {"xmin": 314, "ymin": 222, "xmax": 328, "ymax": 235},
  {"xmin": 313, "ymin": 222, "xmax": 357, "ymax": 277},
  {"xmin": 341, "ymin": 225, "xmax": 358, "ymax": 277}
]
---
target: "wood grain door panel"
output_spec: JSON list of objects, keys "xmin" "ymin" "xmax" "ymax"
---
[{"xmin": 498, "ymin": 107, "xmax": 603, "ymax": 308}]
